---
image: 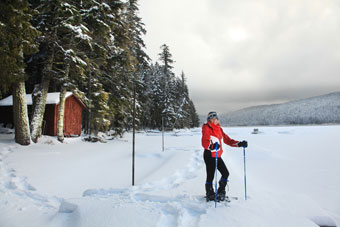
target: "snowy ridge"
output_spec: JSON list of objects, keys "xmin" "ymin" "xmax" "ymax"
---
[{"xmin": 220, "ymin": 92, "xmax": 340, "ymax": 126}]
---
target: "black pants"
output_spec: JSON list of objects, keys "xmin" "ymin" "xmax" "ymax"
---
[{"xmin": 204, "ymin": 149, "xmax": 229, "ymax": 183}]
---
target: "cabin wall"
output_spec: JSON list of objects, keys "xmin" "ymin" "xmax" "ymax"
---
[
  {"xmin": 54, "ymin": 96, "xmax": 84, "ymax": 136},
  {"xmin": 1, "ymin": 94, "xmax": 85, "ymax": 137}
]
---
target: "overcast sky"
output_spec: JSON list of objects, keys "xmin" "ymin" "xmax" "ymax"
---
[{"xmin": 139, "ymin": 0, "xmax": 340, "ymax": 115}]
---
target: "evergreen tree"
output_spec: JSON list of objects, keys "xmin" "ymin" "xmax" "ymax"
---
[
  {"xmin": 138, "ymin": 65, "xmax": 153, "ymax": 128},
  {"xmin": 158, "ymin": 44, "xmax": 174, "ymax": 76},
  {"xmin": 125, "ymin": 0, "xmax": 150, "ymax": 130},
  {"xmin": 158, "ymin": 44, "xmax": 178, "ymax": 128},
  {"xmin": 149, "ymin": 63, "xmax": 165, "ymax": 128},
  {"xmin": 125, "ymin": 0, "xmax": 150, "ymax": 73},
  {"xmin": 0, "ymin": 0, "xmax": 40, "ymax": 145},
  {"xmin": 82, "ymin": 0, "xmax": 132, "ymax": 136},
  {"xmin": 141, "ymin": 47, "xmax": 200, "ymax": 130},
  {"xmin": 73, "ymin": 0, "xmax": 119, "ymax": 136},
  {"xmin": 173, "ymin": 71, "xmax": 189, "ymax": 128}
]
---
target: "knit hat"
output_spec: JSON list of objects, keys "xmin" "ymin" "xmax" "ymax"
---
[{"xmin": 207, "ymin": 111, "xmax": 219, "ymax": 121}]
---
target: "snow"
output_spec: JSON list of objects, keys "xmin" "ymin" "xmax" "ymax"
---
[
  {"xmin": 0, "ymin": 92, "xmax": 73, "ymax": 106},
  {"xmin": 0, "ymin": 125, "xmax": 340, "ymax": 227},
  {"xmin": 0, "ymin": 124, "xmax": 14, "ymax": 134},
  {"xmin": 101, "ymin": 3, "xmax": 111, "ymax": 10},
  {"xmin": 62, "ymin": 3, "xmax": 71, "ymax": 8},
  {"xmin": 88, "ymin": 6, "xmax": 99, "ymax": 13},
  {"xmin": 97, "ymin": 19, "xmax": 110, "ymax": 29},
  {"xmin": 71, "ymin": 56, "xmax": 87, "ymax": 66},
  {"xmin": 65, "ymin": 49, "xmax": 75, "ymax": 55},
  {"xmin": 63, "ymin": 23, "xmax": 92, "ymax": 41}
]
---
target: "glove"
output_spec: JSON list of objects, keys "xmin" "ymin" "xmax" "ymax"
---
[
  {"xmin": 238, "ymin": 140, "xmax": 248, "ymax": 148},
  {"xmin": 209, "ymin": 142, "xmax": 220, "ymax": 151}
]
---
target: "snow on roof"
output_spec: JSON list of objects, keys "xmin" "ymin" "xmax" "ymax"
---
[{"xmin": 0, "ymin": 92, "xmax": 73, "ymax": 106}]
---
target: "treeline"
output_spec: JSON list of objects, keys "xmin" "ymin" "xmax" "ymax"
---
[{"xmin": 0, "ymin": 0, "xmax": 199, "ymax": 145}]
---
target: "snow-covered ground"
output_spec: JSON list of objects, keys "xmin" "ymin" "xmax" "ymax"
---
[{"xmin": 1, "ymin": 125, "xmax": 339, "ymax": 227}]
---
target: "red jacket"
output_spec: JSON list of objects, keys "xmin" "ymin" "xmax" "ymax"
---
[{"xmin": 201, "ymin": 122, "xmax": 239, "ymax": 158}]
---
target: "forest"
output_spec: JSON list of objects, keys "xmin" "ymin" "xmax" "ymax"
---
[{"xmin": 0, "ymin": 0, "xmax": 200, "ymax": 145}]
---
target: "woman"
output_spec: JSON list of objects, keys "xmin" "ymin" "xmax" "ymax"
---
[{"xmin": 202, "ymin": 111, "xmax": 248, "ymax": 201}]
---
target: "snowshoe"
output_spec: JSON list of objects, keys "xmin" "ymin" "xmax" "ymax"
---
[{"xmin": 217, "ymin": 192, "xmax": 226, "ymax": 202}]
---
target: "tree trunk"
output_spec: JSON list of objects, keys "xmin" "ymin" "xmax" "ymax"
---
[
  {"xmin": 30, "ymin": 66, "xmax": 52, "ymax": 143},
  {"xmin": 57, "ymin": 89, "xmax": 67, "ymax": 142},
  {"xmin": 12, "ymin": 81, "xmax": 31, "ymax": 145},
  {"xmin": 57, "ymin": 54, "xmax": 72, "ymax": 142}
]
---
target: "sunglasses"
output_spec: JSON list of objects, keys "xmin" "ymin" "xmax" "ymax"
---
[{"xmin": 208, "ymin": 113, "xmax": 219, "ymax": 120}]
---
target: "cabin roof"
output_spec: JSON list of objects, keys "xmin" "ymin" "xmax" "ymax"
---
[{"xmin": 0, "ymin": 92, "xmax": 73, "ymax": 106}]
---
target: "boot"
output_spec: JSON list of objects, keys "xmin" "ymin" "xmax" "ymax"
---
[
  {"xmin": 217, "ymin": 178, "xmax": 228, "ymax": 201},
  {"xmin": 205, "ymin": 183, "xmax": 215, "ymax": 202}
]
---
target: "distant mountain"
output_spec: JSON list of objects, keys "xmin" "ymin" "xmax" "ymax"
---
[{"xmin": 219, "ymin": 92, "xmax": 340, "ymax": 126}]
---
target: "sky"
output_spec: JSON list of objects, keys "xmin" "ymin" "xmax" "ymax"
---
[{"xmin": 138, "ymin": 0, "xmax": 340, "ymax": 115}]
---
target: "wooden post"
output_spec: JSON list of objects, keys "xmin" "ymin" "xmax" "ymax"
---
[
  {"xmin": 162, "ymin": 117, "xmax": 164, "ymax": 152},
  {"xmin": 87, "ymin": 72, "xmax": 92, "ymax": 136},
  {"xmin": 132, "ymin": 85, "xmax": 136, "ymax": 186}
]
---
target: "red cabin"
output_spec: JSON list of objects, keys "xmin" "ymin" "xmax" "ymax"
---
[{"xmin": 0, "ymin": 92, "xmax": 86, "ymax": 136}]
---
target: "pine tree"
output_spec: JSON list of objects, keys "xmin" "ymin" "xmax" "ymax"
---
[
  {"xmin": 157, "ymin": 44, "xmax": 178, "ymax": 128},
  {"xmin": 158, "ymin": 44, "xmax": 174, "ymax": 76},
  {"xmin": 187, "ymin": 99, "xmax": 200, "ymax": 127},
  {"xmin": 173, "ymin": 71, "xmax": 188, "ymax": 128},
  {"xmin": 125, "ymin": 0, "xmax": 149, "ymax": 69},
  {"xmin": 149, "ymin": 63, "xmax": 165, "ymax": 128},
  {"xmin": 137, "ymin": 65, "xmax": 153, "ymax": 128},
  {"xmin": 0, "ymin": 0, "xmax": 40, "ymax": 145},
  {"xmin": 77, "ymin": 0, "xmax": 135, "ymax": 136},
  {"xmin": 141, "ymin": 60, "xmax": 200, "ymax": 130},
  {"xmin": 125, "ymin": 0, "xmax": 150, "ymax": 130}
]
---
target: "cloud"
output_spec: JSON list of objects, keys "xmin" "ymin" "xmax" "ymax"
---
[{"xmin": 139, "ymin": 0, "xmax": 340, "ymax": 114}]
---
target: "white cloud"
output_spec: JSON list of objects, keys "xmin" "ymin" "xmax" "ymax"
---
[{"xmin": 139, "ymin": 0, "xmax": 340, "ymax": 114}]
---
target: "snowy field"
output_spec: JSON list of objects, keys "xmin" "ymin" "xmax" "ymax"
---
[{"xmin": 0, "ymin": 125, "xmax": 339, "ymax": 227}]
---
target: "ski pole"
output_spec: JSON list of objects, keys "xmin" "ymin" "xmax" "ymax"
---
[
  {"xmin": 215, "ymin": 144, "xmax": 218, "ymax": 208},
  {"xmin": 243, "ymin": 147, "xmax": 247, "ymax": 200}
]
